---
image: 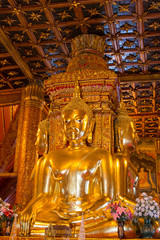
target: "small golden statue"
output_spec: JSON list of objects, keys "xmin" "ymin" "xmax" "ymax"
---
[
  {"xmin": 30, "ymin": 119, "xmax": 49, "ymax": 198},
  {"xmin": 20, "ymin": 82, "xmax": 136, "ymax": 237},
  {"xmin": 115, "ymin": 100, "xmax": 138, "ymax": 153}
]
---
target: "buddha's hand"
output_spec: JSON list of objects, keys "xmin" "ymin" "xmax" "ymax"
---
[{"xmin": 19, "ymin": 213, "xmax": 31, "ymax": 236}]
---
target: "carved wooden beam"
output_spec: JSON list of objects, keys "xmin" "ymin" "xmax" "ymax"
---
[
  {"xmin": 136, "ymin": 0, "xmax": 148, "ymax": 74},
  {"xmin": 129, "ymin": 113, "xmax": 160, "ymax": 118},
  {"xmin": 120, "ymin": 74, "xmax": 160, "ymax": 83},
  {"xmin": 0, "ymin": 88, "xmax": 22, "ymax": 106},
  {"xmin": 0, "ymin": 173, "xmax": 17, "ymax": 178},
  {"xmin": 0, "ymin": 28, "xmax": 34, "ymax": 82}
]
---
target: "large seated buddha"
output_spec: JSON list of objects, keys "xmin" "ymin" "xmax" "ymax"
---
[{"xmin": 20, "ymin": 82, "xmax": 137, "ymax": 238}]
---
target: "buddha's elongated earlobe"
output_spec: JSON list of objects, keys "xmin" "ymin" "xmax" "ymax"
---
[
  {"xmin": 87, "ymin": 118, "xmax": 95, "ymax": 144},
  {"xmin": 87, "ymin": 130, "xmax": 92, "ymax": 143},
  {"xmin": 63, "ymin": 133, "xmax": 67, "ymax": 145}
]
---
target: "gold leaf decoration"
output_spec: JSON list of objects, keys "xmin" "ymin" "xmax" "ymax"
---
[
  {"xmin": 54, "ymin": 60, "xmax": 64, "ymax": 67},
  {"xmin": 8, "ymin": 71, "xmax": 18, "ymax": 76},
  {"xmin": 32, "ymin": 62, "xmax": 42, "ymax": 68},
  {"xmin": 29, "ymin": 12, "xmax": 42, "ymax": 22},
  {"xmin": 0, "ymin": 59, "xmax": 10, "ymax": 66},
  {"xmin": 29, "ymin": 39, "xmax": 41, "ymax": 49},
  {"xmin": 46, "ymin": 48, "xmax": 57, "ymax": 54},
  {"xmin": 148, "ymin": 22, "xmax": 160, "ymax": 31},
  {"xmin": 123, "ymin": 40, "xmax": 134, "ymax": 48},
  {"xmin": 99, "ymin": 0, "xmax": 116, "ymax": 7},
  {"xmin": 150, "ymin": 38, "xmax": 160, "ymax": 46},
  {"xmin": 63, "ymin": 29, "xmax": 72, "ymax": 35},
  {"xmin": 40, "ymin": 32, "xmax": 50, "ymax": 39},
  {"xmin": 129, "ymin": 67, "xmax": 138, "ymax": 73},
  {"xmin": 0, "ymin": 84, "xmax": 5, "ymax": 88},
  {"xmin": 126, "ymin": 54, "xmax": 137, "ymax": 61},
  {"xmin": 21, "ymin": 23, "xmax": 36, "ymax": 34},
  {"xmin": 102, "ymin": 15, "xmax": 119, "ymax": 25},
  {"xmin": 87, "ymin": 8, "xmax": 100, "ymax": 17},
  {"xmin": 69, "ymin": 1, "xmax": 85, "ymax": 10},
  {"xmin": 137, "ymin": 47, "xmax": 150, "ymax": 55},
  {"xmin": 13, "ymin": 81, "xmax": 22, "ymax": 85},
  {"xmin": 132, "ymin": 12, "xmax": 148, "ymax": 23},
  {"xmin": 0, "ymin": 26, "xmax": 10, "ymax": 35},
  {"xmin": 119, "ymin": 5, "xmax": 130, "ymax": 13},
  {"xmin": 152, "ymin": 53, "xmax": 160, "ymax": 60},
  {"xmin": 13, "ymin": 33, "xmax": 24, "ymax": 41},
  {"xmin": 36, "ymin": 0, "xmax": 54, "ymax": 13},
  {"xmin": 120, "ymin": 23, "xmax": 133, "ymax": 32},
  {"xmin": 153, "ymin": 66, "xmax": 160, "ymax": 71},
  {"xmin": 24, "ymin": 49, "xmax": 33, "ymax": 56},
  {"xmin": 74, "ymin": 17, "xmax": 91, "ymax": 29},
  {"xmin": 55, "ymin": 38, "xmax": 66, "ymax": 47},
  {"xmin": 46, "ymin": 22, "xmax": 61, "ymax": 32},
  {"xmin": 10, "ymin": 5, "xmax": 26, "ymax": 16},
  {"xmin": 148, "ymin": 2, "xmax": 160, "ymax": 11},
  {"xmin": 96, "ymin": 25, "xmax": 104, "ymax": 31},
  {"xmin": 40, "ymin": 73, "xmax": 48, "ymax": 78},
  {"xmin": 2, "ymin": 17, "xmax": 16, "ymax": 26},
  {"xmin": 58, "ymin": 11, "xmax": 72, "ymax": 21}
]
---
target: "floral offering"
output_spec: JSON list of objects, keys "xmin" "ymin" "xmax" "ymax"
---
[
  {"xmin": 134, "ymin": 192, "xmax": 159, "ymax": 221},
  {"xmin": 106, "ymin": 197, "xmax": 133, "ymax": 223},
  {"xmin": 0, "ymin": 198, "xmax": 18, "ymax": 222}
]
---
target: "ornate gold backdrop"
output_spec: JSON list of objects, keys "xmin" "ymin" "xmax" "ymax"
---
[{"xmin": 45, "ymin": 35, "xmax": 119, "ymax": 153}]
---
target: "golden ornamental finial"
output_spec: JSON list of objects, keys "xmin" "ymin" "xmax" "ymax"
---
[
  {"xmin": 73, "ymin": 80, "xmax": 81, "ymax": 98},
  {"xmin": 71, "ymin": 34, "xmax": 106, "ymax": 57}
]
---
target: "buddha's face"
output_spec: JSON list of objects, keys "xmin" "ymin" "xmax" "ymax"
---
[{"xmin": 62, "ymin": 109, "xmax": 89, "ymax": 141}]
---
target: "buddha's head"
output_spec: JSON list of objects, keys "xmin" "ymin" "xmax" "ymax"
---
[
  {"xmin": 61, "ymin": 81, "xmax": 95, "ymax": 144},
  {"xmin": 35, "ymin": 119, "xmax": 49, "ymax": 155},
  {"xmin": 116, "ymin": 100, "xmax": 138, "ymax": 153}
]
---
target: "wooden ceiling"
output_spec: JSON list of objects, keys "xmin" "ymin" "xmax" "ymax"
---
[{"xmin": 0, "ymin": 0, "xmax": 160, "ymax": 139}]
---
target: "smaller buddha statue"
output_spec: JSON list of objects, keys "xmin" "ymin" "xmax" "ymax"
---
[
  {"xmin": 35, "ymin": 119, "xmax": 49, "ymax": 156},
  {"xmin": 30, "ymin": 119, "xmax": 49, "ymax": 198},
  {"xmin": 115, "ymin": 100, "xmax": 138, "ymax": 153},
  {"xmin": 139, "ymin": 167, "xmax": 150, "ymax": 189}
]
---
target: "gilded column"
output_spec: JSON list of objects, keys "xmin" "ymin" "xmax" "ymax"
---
[
  {"xmin": 14, "ymin": 89, "xmax": 25, "ymax": 173},
  {"xmin": 156, "ymin": 138, "xmax": 160, "ymax": 203},
  {"xmin": 49, "ymin": 108, "xmax": 64, "ymax": 151},
  {"xmin": 15, "ymin": 84, "xmax": 44, "ymax": 208}
]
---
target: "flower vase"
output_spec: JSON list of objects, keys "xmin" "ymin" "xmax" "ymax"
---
[
  {"xmin": 118, "ymin": 221, "xmax": 125, "ymax": 239},
  {"xmin": 0, "ymin": 221, "xmax": 3, "ymax": 236},
  {"xmin": 142, "ymin": 218, "xmax": 155, "ymax": 239},
  {"xmin": 5, "ymin": 220, "xmax": 13, "ymax": 236}
]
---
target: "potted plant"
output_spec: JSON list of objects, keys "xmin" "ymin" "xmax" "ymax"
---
[{"xmin": 133, "ymin": 192, "xmax": 159, "ymax": 238}]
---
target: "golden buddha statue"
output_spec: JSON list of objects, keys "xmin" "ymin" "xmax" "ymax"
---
[
  {"xmin": 20, "ymin": 82, "xmax": 137, "ymax": 238},
  {"xmin": 138, "ymin": 167, "xmax": 151, "ymax": 190},
  {"xmin": 30, "ymin": 119, "xmax": 49, "ymax": 199},
  {"xmin": 115, "ymin": 100, "xmax": 139, "ymax": 153}
]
